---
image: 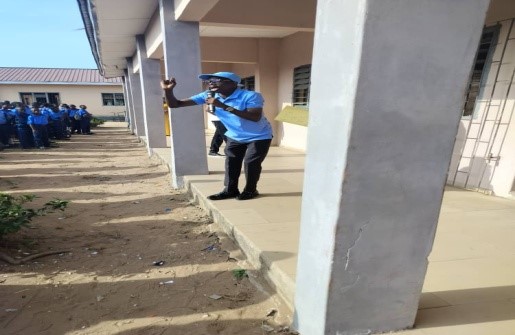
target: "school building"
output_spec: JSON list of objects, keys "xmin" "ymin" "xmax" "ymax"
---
[
  {"xmin": 78, "ymin": 0, "xmax": 515, "ymax": 334},
  {"xmin": 0, "ymin": 67, "xmax": 125, "ymax": 119}
]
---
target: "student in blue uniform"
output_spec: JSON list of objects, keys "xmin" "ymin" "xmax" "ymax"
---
[
  {"xmin": 78, "ymin": 105, "xmax": 93, "ymax": 135},
  {"xmin": 0, "ymin": 104, "xmax": 13, "ymax": 147},
  {"xmin": 68, "ymin": 104, "xmax": 81, "ymax": 134},
  {"xmin": 49, "ymin": 105, "xmax": 64, "ymax": 139},
  {"xmin": 40, "ymin": 103, "xmax": 54, "ymax": 139},
  {"xmin": 11, "ymin": 103, "xmax": 34, "ymax": 149},
  {"xmin": 28, "ymin": 104, "xmax": 50, "ymax": 149},
  {"xmin": 59, "ymin": 104, "xmax": 71, "ymax": 138}
]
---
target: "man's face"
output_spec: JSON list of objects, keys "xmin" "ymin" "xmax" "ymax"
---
[{"xmin": 206, "ymin": 77, "xmax": 236, "ymax": 94}]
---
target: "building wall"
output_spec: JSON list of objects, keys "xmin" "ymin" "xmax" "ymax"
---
[
  {"xmin": 448, "ymin": 18, "xmax": 515, "ymax": 197},
  {"xmin": 0, "ymin": 84, "xmax": 125, "ymax": 118},
  {"xmin": 277, "ymin": 32, "xmax": 314, "ymax": 150},
  {"xmin": 200, "ymin": 33, "xmax": 315, "ymax": 150}
]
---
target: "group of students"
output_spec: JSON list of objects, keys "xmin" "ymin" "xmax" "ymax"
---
[{"xmin": 0, "ymin": 101, "xmax": 93, "ymax": 150}]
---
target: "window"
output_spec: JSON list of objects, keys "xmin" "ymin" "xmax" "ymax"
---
[
  {"xmin": 19, "ymin": 92, "xmax": 60, "ymax": 105},
  {"xmin": 240, "ymin": 76, "xmax": 255, "ymax": 91},
  {"xmin": 102, "ymin": 93, "xmax": 125, "ymax": 106},
  {"xmin": 462, "ymin": 27, "xmax": 498, "ymax": 117},
  {"xmin": 292, "ymin": 64, "xmax": 311, "ymax": 107}
]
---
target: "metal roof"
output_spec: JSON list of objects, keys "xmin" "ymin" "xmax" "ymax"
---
[{"xmin": 0, "ymin": 67, "xmax": 122, "ymax": 85}]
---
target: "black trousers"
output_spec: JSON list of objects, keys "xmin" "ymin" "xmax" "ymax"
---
[
  {"xmin": 0, "ymin": 124, "xmax": 10, "ymax": 145},
  {"xmin": 72, "ymin": 119, "xmax": 81, "ymax": 134},
  {"xmin": 224, "ymin": 138, "xmax": 272, "ymax": 193},
  {"xmin": 209, "ymin": 120, "xmax": 227, "ymax": 153}
]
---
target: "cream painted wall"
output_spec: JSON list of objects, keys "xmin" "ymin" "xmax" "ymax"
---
[
  {"xmin": 201, "ymin": 37, "xmax": 258, "ymax": 64},
  {"xmin": 231, "ymin": 63, "xmax": 255, "ymax": 79},
  {"xmin": 0, "ymin": 84, "xmax": 125, "ymax": 118},
  {"xmin": 486, "ymin": 0, "xmax": 515, "ymax": 25},
  {"xmin": 256, "ymin": 38, "xmax": 280, "ymax": 145},
  {"xmin": 203, "ymin": 0, "xmax": 316, "ymax": 29},
  {"xmin": 200, "ymin": 33, "xmax": 315, "ymax": 150},
  {"xmin": 277, "ymin": 32, "xmax": 313, "ymax": 150}
]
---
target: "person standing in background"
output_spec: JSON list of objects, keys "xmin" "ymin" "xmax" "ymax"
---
[{"xmin": 28, "ymin": 104, "xmax": 50, "ymax": 149}]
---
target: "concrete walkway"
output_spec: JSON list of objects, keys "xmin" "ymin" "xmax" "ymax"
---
[{"xmin": 152, "ymin": 134, "xmax": 515, "ymax": 335}]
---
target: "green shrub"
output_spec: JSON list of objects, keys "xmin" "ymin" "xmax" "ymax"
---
[
  {"xmin": 90, "ymin": 117, "xmax": 105, "ymax": 128},
  {"xmin": 0, "ymin": 193, "xmax": 68, "ymax": 238}
]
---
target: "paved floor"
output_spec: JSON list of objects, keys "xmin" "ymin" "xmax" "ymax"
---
[{"xmin": 151, "ymin": 134, "xmax": 515, "ymax": 335}]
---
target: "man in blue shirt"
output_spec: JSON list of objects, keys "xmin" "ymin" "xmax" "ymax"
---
[
  {"xmin": 0, "ymin": 103, "xmax": 14, "ymax": 147},
  {"xmin": 12, "ymin": 103, "xmax": 34, "ymax": 149},
  {"xmin": 28, "ymin": 104, "xmax": 50, "ymax": 149},
  {"xmin": 68, "ymin": 104, "xmax": 82, "ymax": 134},
  {"xmin": 59, "ymin": 104, "xmax": 71, "ymax": 138},
  {"xmin": 78, "ymin": 105, "xmax": 93, "ymax": 135},
  {"xmin": 162, "ymin": 71, "xmax": 273, "ymax": 201},
  {"xmin": 48, "ymin": 105, "xmax": 65, "ymax": 139}
]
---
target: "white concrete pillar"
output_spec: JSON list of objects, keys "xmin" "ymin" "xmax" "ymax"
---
[
  {"xmin": 294, "ymin": 0, "xmax": 490, "ymax": 334},
  {"xmin": 159, "ymin": 0, "xmax": 208, "ymax": 188},
  {"xmin": 126, "ymin": 58, "xmax": 146, "ymax": 138},
  {"xmin": 136, "ymin": 35, "xmax": 167, "ymax": 154},
  {"xmin": 122, "ymin": 74, "xmax": 135, "ymax": 133},
  {"xmin": 256, "ymin": 38, "xmax": 280, "ymax": 145}
]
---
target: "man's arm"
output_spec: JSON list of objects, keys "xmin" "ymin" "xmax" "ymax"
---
[
  {"xmin": 220, "ymin": 104, "xmax": 262, "ymax": 122},
  {"xmin": 161, "ymin": 78, "xmax": 196, "ymax": 108},
  {"xmin": 207, "ymin": 96, "xmax": 263, "ymax": 122},
  {"xmin": 27, "ymin": 117, "xmax": 36, "ymax": 131}
]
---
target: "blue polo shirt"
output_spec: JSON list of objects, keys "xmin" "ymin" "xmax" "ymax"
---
[
  {"xmin": 49, "ymin": 111, "xmax": 62, "ymax": 121},
  {"xmin": 13, "ymin": 111, "xmax": 29, "ymax": 126},
  {"xmin": 78, "ymin": 108, "xmax": 90, "ymax": 118},
  {"xmin": 68, "ymin": 108, "xmax": 79, "ymax": 118},
  {"xmin": 190, "ymin": 89, "xmax": 272, "ymax": 143},
  {"xmin": 41, "ymin": 107, "xmax": 52, "ymax": 117},
  {"xmin": 0, "ymin": 109, "xmax": 10, "ymax": 124},
  {"xmin": 28, "ymin": 114, "xmax": 49, "ymax": 126}
]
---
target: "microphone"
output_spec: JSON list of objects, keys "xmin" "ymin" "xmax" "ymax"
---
[{"xmin": 207, "ymin": 91, "xmax": 215, "ymax": 114}]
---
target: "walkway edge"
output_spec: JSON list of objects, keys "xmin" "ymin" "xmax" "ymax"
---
[{"xmin": 184, "ymin": 177, "xmax": 296, "ymax": 311}]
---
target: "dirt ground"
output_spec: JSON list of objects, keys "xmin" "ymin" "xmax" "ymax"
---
[{"xmin": 0, "ymin": 123, "xmax": 294, "ymax": 335}]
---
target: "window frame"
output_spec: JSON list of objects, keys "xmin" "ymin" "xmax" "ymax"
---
[
  {"xmin": 101, "ymin": 93, "xmax": 125, "ymax": 106},
  {"xmin": 19, "ymin": 92, "xmax": 60, "ymax": 105},
  {"xmin": 292, "ymin": 64, "xmax": 312, "ymax": 107},
  {"xmin": 461, "ymin": 25, "xmax": 500, "ymax": 119}
]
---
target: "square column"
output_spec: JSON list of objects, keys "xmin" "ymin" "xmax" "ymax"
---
[
  {"xmin": 122, "ymin": 74, "xmax": 135, "ymax": 133},
  {"xmin": 294, "ymin": 0, "xmax": 491, "ymax": 334},
  {"xmin": 126, "ymin": 58, "xmax": 146, "ymax": 138},
  {"xmin": 136, "ymin": 35, "xmax": 167, "ymax": 154},
  {"xmin": 256, "ymin": 38, "xmax": 280, "ymax": 145},
  {"xmin": 159, "ymin": 0, "xmax": 208, "ymax": 188}
]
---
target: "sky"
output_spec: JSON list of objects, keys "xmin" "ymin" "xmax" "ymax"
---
[{"xmin": 1, "ymin": 0, "xmax": 97, "ymax": 69}]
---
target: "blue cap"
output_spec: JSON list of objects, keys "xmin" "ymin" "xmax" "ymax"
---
[{"xmin": 198, "ymin": 71, "xmax": 241, "ymax": 84}]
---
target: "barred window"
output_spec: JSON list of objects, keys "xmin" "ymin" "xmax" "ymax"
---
[
  {"xmin": 102, "ymin": 93, "xmax": 125, "ymax": 106},
  {"xmin": 292, "ymin": 64, "xmax": 311, "ymax": 107},
  {"xmin": 462, "ymin": 27, "xmax": 498, "ymax": 117},
  {"xmin": 241, "ymin": 76, "xmax": 255, "ymax": 91}
]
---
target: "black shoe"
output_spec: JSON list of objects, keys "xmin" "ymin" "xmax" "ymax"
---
[
  {"xmin": 207, "ymin": 190, "xmax": 240, "ymax": 200},
  {"xmin": 209, "ymin": 152, "xmax": 224, "ymax": 156},
  {"xmin": 237, "ymin": 190, "xmax": 259, "ymax": 201}
]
